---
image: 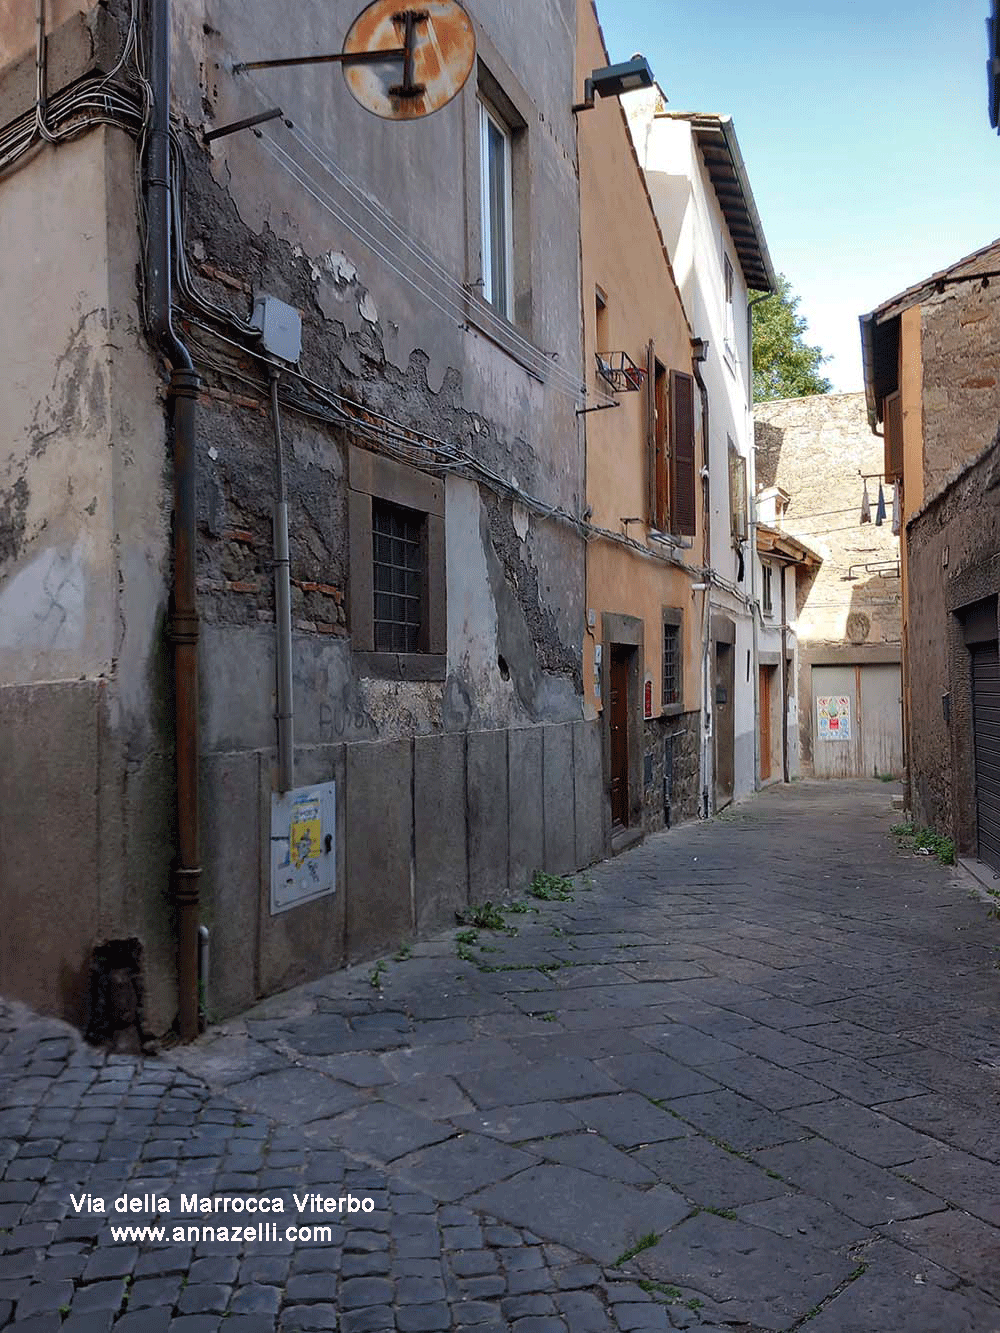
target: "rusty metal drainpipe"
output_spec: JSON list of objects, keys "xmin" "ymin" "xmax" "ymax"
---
[{"xmin": 147, "ymin": 0, "xmax": 202, "ymax": 1041}]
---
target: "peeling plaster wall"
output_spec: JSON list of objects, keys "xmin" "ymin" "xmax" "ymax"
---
[
  {"xmin": 0, "ymin": 130, "xmax": 175, "ymax": 1030},
  {"xmin": 168, "ymin": 0, "xmax": 591, "ymax": 1014},
  {"xmin": 166, "ymin": 0, "xmax": 586, "ymax": 741}
]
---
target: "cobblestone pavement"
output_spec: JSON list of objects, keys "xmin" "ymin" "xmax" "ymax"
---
[{"xmin": 6, "ymin": 781, "xmax": 1000, "ymax": 1331}]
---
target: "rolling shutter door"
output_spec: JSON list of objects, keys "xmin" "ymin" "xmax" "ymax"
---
[{"xmin": 973, "ymin": 640, "xmax": 1000, "ymax": 873}]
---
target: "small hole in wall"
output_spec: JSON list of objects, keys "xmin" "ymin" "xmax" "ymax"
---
[{"xmin": 498, "ymin": 655, "xmax": 510, "ymax": 681}]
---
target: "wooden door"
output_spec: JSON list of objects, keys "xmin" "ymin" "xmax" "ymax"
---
[
  {"xmin": 610, "ymin": 648, "xmax": 630, "ymax": 829},
  {"xmin": 714, "ymin": 641, "xmax": 735, "ymax": 807},
  {"xmin": 759, "ymin": 665, "xmax": 772, "ymax": 782}
]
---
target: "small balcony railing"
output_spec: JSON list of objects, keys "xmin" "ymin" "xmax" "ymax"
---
[{"xmin": 595, "ymin": 350, "xmax": 646, "ymax": 393}]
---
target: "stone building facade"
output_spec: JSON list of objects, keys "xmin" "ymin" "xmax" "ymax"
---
[
  {"xmin": 863, "ymin": 240, "xmax": 1000, "ymax": 869},
  {"xmin": 754, "ymin": 393, "xmax": 902, "ymax": 778},
  {"xmin": 0, "ymin": 0, "xmax": 610, "ymax": 1033},
  {"xmin": 906, "ymin": 441, "xmax": 1000, "ymax": 853}
]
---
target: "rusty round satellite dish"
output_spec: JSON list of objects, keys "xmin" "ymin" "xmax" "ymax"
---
[{"xmin": 342, "ymin": 0, "xmax": 476, "ymax": 121}]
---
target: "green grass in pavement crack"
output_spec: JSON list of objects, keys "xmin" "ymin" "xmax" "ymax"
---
[
  {"xmin": 528, "ymin": 870, "xmax": 574, "ymax": 901},
  {"xmin": 455, "ymin": 929, "xmax": 479, "ymax": 947},
  {"xmin": 393, "ymin": 943, "xmax": 412, "ymax": 962},
  {"xmin": 890, "ymin": 821, "xmax": 955, "ymax": 865},
  {"xmin": 701, "ymin": 1205, "xmax": 738, "ymax": 1220},
  {"xmin": 612, "ymin": 1231, "xmax": 659, "ymax": 1266},
  {"xmin": 456, "ymin": 900, "xmax": 508, "ymax": 931},
  {"xmin": 638, "ymin": 1280, "xmax": 682, "ymax": 1302},
  {"xmin": 368, "ymin": 961, "xmax": 386, "ymax": 989}
]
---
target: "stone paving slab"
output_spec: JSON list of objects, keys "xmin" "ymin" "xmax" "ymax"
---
[
  {"xmin": 635, "ymin": 1211, "xmax": 856, "ymax": 1330},
  {"xmin": 7, "ymin": 781, "xmax": 1000, "ymax": 1330}
]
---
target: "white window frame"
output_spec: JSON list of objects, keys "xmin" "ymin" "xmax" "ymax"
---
[
  {"xmin": 479, "ymin": 99, "xmax": 515, "ymax": 320},
  {"xmin": 723, "ymin": 251, "xmax": 736, "ymax": 368}
]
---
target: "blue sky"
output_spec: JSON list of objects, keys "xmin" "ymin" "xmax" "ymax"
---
[{"xmin": 598, "ymin": 1, "xmax": 1000, "ymax": 392}]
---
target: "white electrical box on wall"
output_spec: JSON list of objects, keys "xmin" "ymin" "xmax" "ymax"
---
[
  {"xmin": 270, "ymin": 781, "xmax": 337, "ymax": 915},
  {"xmin": 251, "ymin": 293, "xmax": 302, "ymax": 363}
]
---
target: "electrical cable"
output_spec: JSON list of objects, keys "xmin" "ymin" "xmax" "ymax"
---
[
  {"xmin": 181, "ymin": 315, "xmax": 706, "ymax": 578},
  {"xmin": 221, "ymin": 72, "xmax": 586, "ymax": 397},
  {"xmin": 256, "ymin": 131, "xmax": 586, "ymax": 398},
  {"xmin": 1, "ymin": 0, "xmax": 149, "ymax": 176}
]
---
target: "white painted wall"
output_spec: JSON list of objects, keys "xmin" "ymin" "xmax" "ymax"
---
[{"xmin": 625, "ymin": 94, "xmax": 759, "ymax": 802}]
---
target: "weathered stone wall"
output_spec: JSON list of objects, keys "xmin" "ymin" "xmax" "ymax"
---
[
  {"xmin": 907, "ymin": 438, "xmax": 1000, "ymax": 845},
  {"xmin": 754, "ymin": 393, "xmax": 902, "ymax": 771},
  {"xmin": 920, "ymin": 284, "xmax": 1000, "ymax": 503},
  {"xmin": 203, "ymin": 718, "xmax": 609, "ymax": 1021},
  {"xmin": 642, "ymin": 710, "xmax": 700, "ymax": 831}
]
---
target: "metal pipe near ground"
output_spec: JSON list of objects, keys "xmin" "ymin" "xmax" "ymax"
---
[
  {"xmin": 149, "ymin": 0, "xmax": 202, "ymax": 1041},
  {"xmin": 269, "ymin": 370, "xmax": 295, "ymax": 794}
]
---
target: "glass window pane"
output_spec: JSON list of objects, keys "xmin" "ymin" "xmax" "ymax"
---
[{"xmin": 480, "ymin": 104, "xmax": 511, "ymax": 319}]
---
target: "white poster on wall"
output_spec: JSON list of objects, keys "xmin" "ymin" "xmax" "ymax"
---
[{"xmin": 817, "ymin": 695, "xmax": 851, "ymax": 741}]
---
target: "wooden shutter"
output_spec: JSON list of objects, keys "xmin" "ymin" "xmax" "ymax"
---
[
  {"xmin": 884, "ymin": 390, "xmax": 903, "ymax": 483},
  {"xmin": 645, "ymin": 340, "xmax": 657, "ymax": 524},
  {"xmin": 670, "ymin": 369, "xmax": 697, "ymax": 536}
]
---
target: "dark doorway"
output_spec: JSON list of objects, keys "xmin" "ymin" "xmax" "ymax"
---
[
  {"xmin": 714, "ymin": 640, "xmax": 735, "ymax": 808},
  {"xmin": 760, "ymin": 665, "xmax": 775, "ymax": 782},
  {"xmin": 972, "ymin": 640, "xmax": 1000, "ymax": 873},
  {"xmin": 610, "ymin": 646, "xmax": 631, "ymax": 829}
]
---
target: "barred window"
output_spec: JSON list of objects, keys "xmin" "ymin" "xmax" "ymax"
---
[
  {"xmin": 663, "ymin": 620, "xmax": 681, "ymax": 708},
  {"xmin": 372, "ymin": 500, "xmax": 424, "ymax": 654}
]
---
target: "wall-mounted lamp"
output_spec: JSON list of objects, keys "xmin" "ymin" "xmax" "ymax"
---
[
  {"xmin": 692, "ymin": 337, "xmax": 710, "ymax": 363},
  {"xmin": 573, "ymin": 55, "xmax": 654, "ymax": 113}
]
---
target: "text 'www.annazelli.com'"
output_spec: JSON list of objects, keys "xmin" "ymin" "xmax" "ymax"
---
[
  {"xmin": 109, "ymin": 1223, "xmax": 344, "ymax": 1244},
  {"xmin": 73, "ymin": 1192, "xmax": 377, "ymax": 1245}
]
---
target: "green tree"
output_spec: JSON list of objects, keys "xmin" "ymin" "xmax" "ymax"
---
[{"xmin": 751, "ymin": 273, "xmax": 832, "ymax": 402}]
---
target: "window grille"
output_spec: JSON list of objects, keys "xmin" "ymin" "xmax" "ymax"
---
[
  {"xmin": 663, "ymin": 621, "xmax": 681, "ymax": 707},
  {"xmin": 372, "ymin": 500, "xmax": 423, "ymax": 654}
]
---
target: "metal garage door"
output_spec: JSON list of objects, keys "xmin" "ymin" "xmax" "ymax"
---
[
  {"xmin": 811, "ymin": 663, "xmax": 903, "ymax": 779},
  {"xmin": 972, "ymin": 641, "xmax": 1000, "ymax": 873}
]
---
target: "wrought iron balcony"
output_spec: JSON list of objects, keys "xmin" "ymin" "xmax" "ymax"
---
[{"xmin": 595, "ymin": 350, "xmax": 646, "ymax": 393}]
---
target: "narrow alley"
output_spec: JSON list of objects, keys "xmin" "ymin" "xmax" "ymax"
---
[{"xmin": 4, "ymin": 781, "xmax": 1000, "ymax": 1332}]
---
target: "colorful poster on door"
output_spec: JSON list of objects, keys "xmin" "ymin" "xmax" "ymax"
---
[{"xmin": 817, "ymin": 695, "xmax": 851, "ymax": 741}]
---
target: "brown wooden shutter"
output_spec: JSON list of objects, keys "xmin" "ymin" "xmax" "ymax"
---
[
  {"xmin": 654, "ymin": 362, "xmax": 669, "ymax": 529},
  {"xmin": 884, "ymin": 390, "xmax": 903, "ymax": 482},
  {"xmin": 646, "ymin": 340, "xmax": 656, "ymax": 524},
  {"xmin": 670, "ymin": 369, "xmax": 697, "ymax": 536}
]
